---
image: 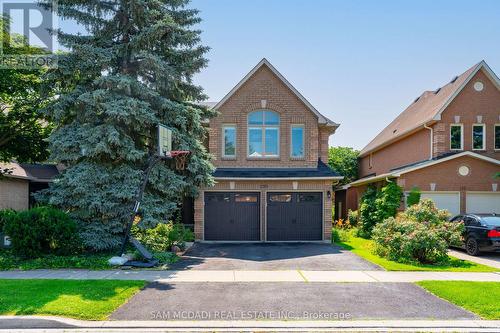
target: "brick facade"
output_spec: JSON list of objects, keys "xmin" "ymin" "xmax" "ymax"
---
[
  {"xmin": 209, "ymin": 65, "xmax": 333, "ymax": 168},
  {"xmin": 359, "ymin": 69, "xmax": 500, "ymax": 178},
  {"xmin": 195, "ymin": 61, "xmax": 337, "ymax": 242},
  {"xmin": 350, "ymin": 65, "xmax": 500, "ymax": 216},
  {"xmin": 435, "ymin": 70, "xmax": 500, "ymax": 160},
  {"xmin": 0, "ymin": 179, "xmax": 29, "ymax": 210},
  {"xmin": 196, "ymin": 180, "xmax": 333, "ymax": 241}
]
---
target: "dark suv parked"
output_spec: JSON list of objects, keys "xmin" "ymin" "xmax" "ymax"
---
[{"xmin": 450, "ymin": 214, "xmax": 500, "ymax": 256}]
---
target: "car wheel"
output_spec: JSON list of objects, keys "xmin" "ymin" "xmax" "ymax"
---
[{"xmin": 466, "ymin": 237, "xmax": 480, "ymax": 256}]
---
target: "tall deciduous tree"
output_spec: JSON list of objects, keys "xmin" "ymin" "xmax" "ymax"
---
[
  {"xmin": 0, "ymin": 16, "xmax": 52, "ymax": 165},
  {"xmin": 328, "ymin": 146, "xmax": 359, "ymax": 186},
  {"xmin": 40, "ymin": 0, "xmax": 215, "ymax": 250}
]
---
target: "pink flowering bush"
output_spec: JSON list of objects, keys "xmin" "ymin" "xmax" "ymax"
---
[{"xmin": 372, "ymin": 199, "xmax": 464, "ymax": 264}]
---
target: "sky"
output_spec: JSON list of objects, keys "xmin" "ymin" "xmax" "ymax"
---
[
  {"xmin": 188, "ymin": 0, "xmax": 500, "ymax": 149},
  {"xmin": 8, "ymin": 0, "xmax": 500, "ymax": 150}
]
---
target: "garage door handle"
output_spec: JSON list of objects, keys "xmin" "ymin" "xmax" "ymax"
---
[
  {"xmin": 230, "ymin": 219, "xmax": 235, "ymax": 224},
  {"xmin": 292, "ymin": 219, "xmax": 297, "ymax": 224}
]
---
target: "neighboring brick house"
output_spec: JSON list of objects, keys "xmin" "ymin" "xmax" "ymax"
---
[
  {"xmin": 0, "ymin": 163, "xmax": 60, "ymax": 210},
  {"xmin": 335, "ymin": 60, "xmax": 500, "ymax": 220},
  {"xmin": 193, "ymin": 58, "xmax": 342, "ymax": 242}
]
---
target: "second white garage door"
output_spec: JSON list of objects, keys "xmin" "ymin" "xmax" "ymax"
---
[
  {"xmin": 420, "ymin": 192, "xmax": 460, "ymax": 216},
  {"xmin": 466, "ymin": 192, "xmax": 500, "ymax": 214}
]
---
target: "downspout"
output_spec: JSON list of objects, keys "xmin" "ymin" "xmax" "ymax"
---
[{"xmin": 424, "ymin": 123, "xmax": 433, "ymax": 160}]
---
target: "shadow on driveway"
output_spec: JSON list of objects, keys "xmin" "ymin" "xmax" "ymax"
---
[
  {"xmin": 169, "ymin": 242, "xmax": 381, "ymax": 271},
  {"xmin": 110, "ymin": 282, "xmax": 477, "ymax": 321}
]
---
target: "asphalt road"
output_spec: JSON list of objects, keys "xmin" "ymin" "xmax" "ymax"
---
[
  {"xmin": 110, "ymin": 282, "xmax": 477, "ymax": 320},
  {"xmin": 169, "ymin": 243, "xmax": 381, "ymax": 271}
]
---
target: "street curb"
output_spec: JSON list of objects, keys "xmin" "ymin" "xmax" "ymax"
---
[{"xmin": 1, "ymin": 316, "xmax": 500, "ymax": 331}]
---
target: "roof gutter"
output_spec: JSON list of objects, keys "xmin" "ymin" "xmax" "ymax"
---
[
  {"xmin": 348, "ymin": 173, "xmax": 399, "ymax": 187},
  {"xmin": 214, "ymin": 176, "xmax": 344, "ymax": 181}
]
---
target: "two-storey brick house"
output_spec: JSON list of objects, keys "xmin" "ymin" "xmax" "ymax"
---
[
  {"xmin": 193, "ymin": 59, "xmax": 342, "ymax": 242},
  {"xmin": 336, "ymin": 61, "xmax": 500, "ymax": 219}
]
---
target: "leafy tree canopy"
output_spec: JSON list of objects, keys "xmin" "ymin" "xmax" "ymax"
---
[
  {"xmin": 39, "ymin": 0, "xmax": 215, "ymax": 250},
  {"xmin": 0, "ymin": 16, "xmax": 52, "ymax": 164},
  {"xmin": 328, "ymin": 146, "xmax": 359, "ymax": 186}
]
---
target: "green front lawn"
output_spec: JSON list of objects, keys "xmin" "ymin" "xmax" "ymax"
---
[
  {"xmin": 418, "ymin": 281, "xmax": 500, "ymax": 319},
  {"xmin": 334, "ymin": 229, "xmax": 497, "ymax": 272},
  {"xmin": 0, "ymin": 279, "xmax": 145, "ymax": 320}
]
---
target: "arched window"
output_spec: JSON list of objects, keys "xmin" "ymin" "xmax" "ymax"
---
[{"xmin": 248, "ymin": 110, "xmax": 280, "ymax": 157}]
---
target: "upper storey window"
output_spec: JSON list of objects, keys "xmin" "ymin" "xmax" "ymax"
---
[
  {"xmin": 495, "ymin": 125, "xmax": 500, "ymax": 150},
  {"xmin": 450, "ymin": 124, "xmax": 463, "ymax": 150},
  {"xmin": 248, "ymin": 110, "xmax": 280, "ymax": 157},
  {"xmin": 472, "ymin": 124, "xmax": 485, "ymax": 150},
  {"xmin": 291, "ymin": 125, "xmax": 304, "ymax": 158}
]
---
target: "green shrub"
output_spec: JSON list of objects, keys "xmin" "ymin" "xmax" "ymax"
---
[
  {"xmin": 375, "ymin": 182, "xmax": 403, "ymax": 221},
  {"xmin": 358, "ymin": 182, "xmax": 402, "ymax": 238},
  {"xmin": 132, "ymin": 222, "xmax": 193, "ymax": 252},
  {"xmin": 0, "ymin": 209, "xmax": 16, "ymax": 232},
  {"xmin": 347, "ymin": 209, "xmax": 359, "ymax": 226},
  {"xmin": 407, "ymin": 187, "xmax": 421, "ymax": 206},
  {"xmin": 358, "ymin": 186, "xmax": 378, "ymax": 237},
  {"xmin": 372, "ymin": 199, "xmax": 464, "ymax": 264},
  {"xmin": 3, "ymin": 207, "xmax": 82, "ymax": 258},
  {"xmin": 332, "ymin": 227, "xmax": 352, "ymax": 243}
]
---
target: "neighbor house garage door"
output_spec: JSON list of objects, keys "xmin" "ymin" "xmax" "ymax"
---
[
  {"xmin": 466, "ymin": 192, "xmax": 500, "ymax": 214},
  {"xmin": 420, "ymin": 192, "xmax": 460, "ymax": 216},
  {"xmin": 266, "ymin": 192, "xmax": 322, "ymax": 241},
  {"xmin": 204, "ymin": 192, "xmax": 260, "ymax": 241}
]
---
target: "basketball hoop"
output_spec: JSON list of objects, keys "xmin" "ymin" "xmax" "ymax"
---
[{"xmin": 170, "ymin": 150, "xmax": 190, "ymax": 170}]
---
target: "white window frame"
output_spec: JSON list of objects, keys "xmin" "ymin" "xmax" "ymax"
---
[
  {"xmin": 495, "ymin": 124, "xmax": 500, "ymax": 151},
  {"xmin": 450, "ymin": 124, "xmax": 464, "ymax": 151},
  {"xmin": 290, "ymin": 124, "xmax": 305, "ymax": 158},
  {"xmin": 222, "ymin": 124, "xmax": 236, "ymax": 158},
  {"xmin": 247, "ymin": 110, "xmax": 280, "ymax": 158},
  {"xmin": 368, "ymin": 153, "xmax": 373, "ymax": 168},
  {"xmin": 471, "ymin": 123, "xmax": 486, "ymax": 151}
]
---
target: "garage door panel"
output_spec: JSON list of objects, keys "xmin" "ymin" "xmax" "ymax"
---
[
  {"xmin": 466, "ymin": 193, "xmax": 500, "ymax": 214},
  {"xmin": 267, "ymin": 192, "xmax": 322, "ymax": 241},
  {"xmin": 204, "ymin": 192, "xmax": 260, "ymax": 241},
  {"xmin": 420, "ymin": 192, "xmax": 460, "ymax": 216}
]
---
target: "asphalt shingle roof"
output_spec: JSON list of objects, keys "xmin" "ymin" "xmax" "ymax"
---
[
  {"xmin": 360, "ymin": 62, "xmax": 485, "ymax": 156},
  {"xmin": 213, "ymin": 160, "xmax": 341, "ymax": 179}
]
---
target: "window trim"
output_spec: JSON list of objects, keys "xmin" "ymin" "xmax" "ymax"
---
[
  {"xmin": 222, "ymin": 124, "xmax": 237, "ymax": 158},
  {"xmin": 450, "ymin": 123, "xmax": 464, "ymax": 151},
  {"xmin": 495, "ymin": 124, "xmax": 500, "ymax": 151},
  {"xmin": 247, "ymin": 110, "xmax": 280, "ymax": 158},
  {"xmin": 290, "ymin": 124, "xmax": 305, "ymax": 158},
  {"xmin": 471, "ymin": 123, "xmax": 486, "ymax": 151}
]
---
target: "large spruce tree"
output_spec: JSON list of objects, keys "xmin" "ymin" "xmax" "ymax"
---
[{"xmin": 40, "ymin": 0, "xmax": 215, "ymax": 250}]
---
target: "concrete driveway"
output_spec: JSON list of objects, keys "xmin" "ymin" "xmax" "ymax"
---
[
  {"xmin": 169, "ymin": 243, "xmax": 381, "ymax": 271},
  {"xmin": 110, "ymin": 282, "xmax": 476, "ymax": 320},
  {"xmin": 449, "ymin": 249, "xmax": 500, "ymax": 269}
]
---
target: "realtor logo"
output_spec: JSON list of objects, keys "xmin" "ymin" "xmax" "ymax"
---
[{"xmin": 0, "ymin": 0, "xmax": 58, "ymax": 68}]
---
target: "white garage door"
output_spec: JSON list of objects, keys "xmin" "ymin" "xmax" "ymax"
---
[
  {"xmin": 466, "ymin": 192, "xmax": 500, "ymax": 214},
  {"xmin": 420, "ymin": 192, "xmax": 460, "ymax": 216}
]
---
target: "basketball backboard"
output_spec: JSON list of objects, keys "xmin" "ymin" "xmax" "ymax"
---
[{"xmin": 158, "ymin": 124, "xmax": 172, "ymax": 157}]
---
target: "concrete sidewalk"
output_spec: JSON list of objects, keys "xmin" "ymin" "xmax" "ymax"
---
[
  {"xmin": 1, "ymin": 316, "xmax": 500, "ymax": 332},
  {"xmin": 0, "ymin": 269, "xmax": 499, "ymax": 282}
]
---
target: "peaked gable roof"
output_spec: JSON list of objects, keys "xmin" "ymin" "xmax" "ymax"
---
[
  {"xmin": 213, "ymin": 58, "xmax": 339, "ymax": 127},
  {"xmin": 360, "ymin": 60, "xmax": 500, "ymax": 157}
]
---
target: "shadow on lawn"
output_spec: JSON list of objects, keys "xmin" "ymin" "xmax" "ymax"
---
[{"xmin": 0, "ymin": 279, "xmax": 144, "ymax": 317}]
